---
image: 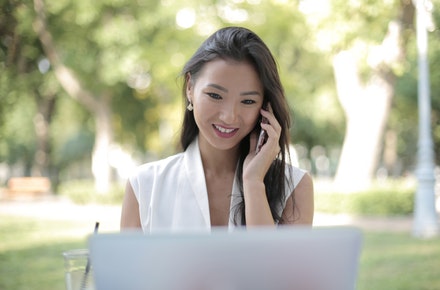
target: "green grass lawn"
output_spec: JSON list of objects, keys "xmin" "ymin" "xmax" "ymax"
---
[
  {"xmin": 0, "ymin": 215, "xmax": 91, "ymax": 290},
  {"xmin": 359, "ymin": 232, "xmax": 440, "ymax": 290},
  {"xmin": 1, "ymin": 214, "xmax": 439, "ymax": 290}
]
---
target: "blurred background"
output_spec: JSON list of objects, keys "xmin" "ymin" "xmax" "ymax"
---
[
  {"xmin": 0, "ymin": 0, "xmax": 440, "ymax": 194},
  {"xmin": 1, "ymin": 0, "xmax": 440, "ymax": 289},
  {"xmin": 1, "ymin": 0, "xmax": 439, "ymax": 195}
]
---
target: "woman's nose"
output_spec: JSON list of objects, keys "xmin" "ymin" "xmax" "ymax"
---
[{"xmin": 219, "ymin": 103, "xmax": 238, "ymax": 124}]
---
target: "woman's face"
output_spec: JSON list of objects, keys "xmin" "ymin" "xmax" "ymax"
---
[{"xmin": 187, "ymin": 58, "xmax": 264, "ymax": 152}]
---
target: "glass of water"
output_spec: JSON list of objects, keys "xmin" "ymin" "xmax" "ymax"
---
[{"xmin": 63, "ymin": 249, "xmax": 95, "ymax": 290}]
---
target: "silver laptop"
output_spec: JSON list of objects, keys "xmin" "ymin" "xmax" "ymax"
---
[{"xmin": 89, "ymin": 227, "xmax": 362, "ymax": 290}]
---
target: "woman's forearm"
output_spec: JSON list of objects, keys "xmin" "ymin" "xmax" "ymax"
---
[{"xmin": 242, "ymin": 179, "xmax": 276, "ymax": 227}]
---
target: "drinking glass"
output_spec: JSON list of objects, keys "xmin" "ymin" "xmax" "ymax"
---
[{"xmin": 63, "ymin": 249, "xmax": 95, "ymax": 290}]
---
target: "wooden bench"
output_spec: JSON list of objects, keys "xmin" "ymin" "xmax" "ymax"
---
[{"xmin": 5, "ymin": 177, "xmax": 52, "ymax": 199}]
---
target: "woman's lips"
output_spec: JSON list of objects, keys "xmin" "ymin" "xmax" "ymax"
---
[{"xmin": 213, "ymin": 124, "xmax": 238, "ymax": 138}]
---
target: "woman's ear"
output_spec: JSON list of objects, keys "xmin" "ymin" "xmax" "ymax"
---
[{"xmin": 186, "ymin": 73, "xmax": 193, "ymax": 102}]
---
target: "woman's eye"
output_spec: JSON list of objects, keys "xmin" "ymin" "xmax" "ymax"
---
[
  {"xmin": 207, "ymin": 93, "xmax": 221, "ymax": 100},
  {"xmin": 242, "ymin": 99, "xmax": 256, "ymax": 105}
]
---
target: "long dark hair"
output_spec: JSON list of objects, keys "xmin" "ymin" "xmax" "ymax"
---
[{"xmin": 180, "ymin": 26, "xmax": 292, "ymax": 224}]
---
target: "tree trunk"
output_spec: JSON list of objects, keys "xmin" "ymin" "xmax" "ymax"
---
[
  {"xmin": 33, "ymin": 90, "xmax": 56, "ymax": 178},
  {"xmin": 333, "ymin": 51, "xmax": 394, "ymax": 191},
  {"xmin": 332, "ymin": 18, "xmax": 406, "ymax": 192},
  {"xmin": 92, "ymin": 94, "xmax": 113, "ymax": 194},
  {"xmin": 33, "ymin": 0, "xmax": 113, "ymax": 193}
]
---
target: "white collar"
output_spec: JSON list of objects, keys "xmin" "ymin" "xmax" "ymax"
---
[{"xmin": 183, "ymin": 136, "xmax": 241, "ymax": 229}]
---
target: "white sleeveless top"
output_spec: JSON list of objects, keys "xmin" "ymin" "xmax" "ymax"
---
[{"xmin": 129, "ymin": 138, "xmax": 306, "ymax": 233}]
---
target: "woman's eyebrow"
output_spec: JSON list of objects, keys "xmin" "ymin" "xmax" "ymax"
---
[
  {"xmin": 240, "ymin": 91, "xmax": 262, "ymax": 96},
  {"xmin": 207, "ymin": 83, "xmax": 262, "ymax": 96},
  {"xmin": 207, "ymin": 83, "xmax": 228, "ymax": 92}
]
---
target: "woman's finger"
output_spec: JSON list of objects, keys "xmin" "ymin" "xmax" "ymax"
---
[{"xmin": 260, "ymin": 108, "xmax": 281, "ymax": 134}]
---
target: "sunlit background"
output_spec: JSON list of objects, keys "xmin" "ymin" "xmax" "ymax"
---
[
  {"xmin": 1, "ymin": 0, "xmax": 440, "ymax": 289},
  {"xmin": 2, "ymin": 0, "xmax": 439, "ymax": 194}
]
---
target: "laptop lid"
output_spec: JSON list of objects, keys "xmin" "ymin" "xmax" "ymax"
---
[{"xmin": 89, "ymin": 227, "xmax": 362, "ymax": 290}]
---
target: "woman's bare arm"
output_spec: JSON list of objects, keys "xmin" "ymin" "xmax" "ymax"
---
[
  {"xmin": 281, "ymin": 173, "xmax": 314, "ymax": 225},
  {"xmin": 120, "ymin": 181, "xmax": 142, "ymax": 230},
  {"xmin": 243, "ymin": 180, "xmax": 277, "ymax": 227}
]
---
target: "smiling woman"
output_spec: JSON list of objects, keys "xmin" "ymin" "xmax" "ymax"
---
[
  {"xmin": 187, "ymin": 58, "xmax": 263, "ymax": 152},
  {"xmin": 121, "ymin": 26, "xmax": 314, "ymax": 231}
]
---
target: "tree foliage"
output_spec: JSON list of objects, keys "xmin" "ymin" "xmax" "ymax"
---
[{"xmin": 1, "ymin": 0, "xmax": 439, "ymax": 187}]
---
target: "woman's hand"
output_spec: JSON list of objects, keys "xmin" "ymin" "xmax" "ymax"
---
[
  {"xmin": 243, "ymin": 104, "xmax": 281, "ymax": 182},
  {"xmin": 241, "ymin": 104, "xmax": 281, "ymax": 227}
]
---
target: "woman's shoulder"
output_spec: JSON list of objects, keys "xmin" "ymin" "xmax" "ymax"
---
[
  {"xmin": 132, "ymin": 152, "xmax": 185, "ymax": 178},
  {"xmin": 131, "ymin": 138, "xmax": 199, "ymax": 182},
  {"xmin": 284, "ymin": 163, "xmax": 308, "ymax": 190},
  {"xmin": 285, "ymin": 163, "xmax": 306, "ymax": 178}
]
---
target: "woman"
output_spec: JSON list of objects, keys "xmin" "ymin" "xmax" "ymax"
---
[{"xmin": 121, "ymin": 26, "xmax": 314, "ymax": 231}]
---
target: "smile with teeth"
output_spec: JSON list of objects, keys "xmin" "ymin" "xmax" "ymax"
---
[{"xmin": 214, "ymin": 124, "xmax": 237, "ymax": 134}]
